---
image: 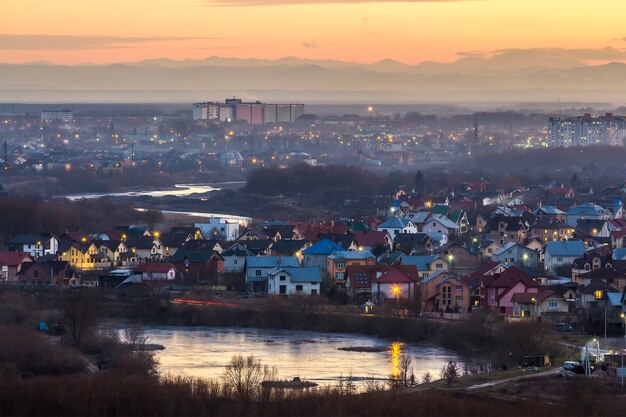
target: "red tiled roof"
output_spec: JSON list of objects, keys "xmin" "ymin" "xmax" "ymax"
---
[
  {"xmin": 346, "ymin": 265, "xmax": 418, "ymax": 289},
  {"xmin": 353, "ymin": 230, "xmax": 388, "ymax": 247},
  {"xmin": 0, "ymin": 251, "xmax": 32, "ymax": 266},
  {"xmin": 375, "ymin": 267, "xmax": 418, "ymax": 284},
  {"xmin": 482, "ymin": 266, "xmax": 540, "ymax": 290}
]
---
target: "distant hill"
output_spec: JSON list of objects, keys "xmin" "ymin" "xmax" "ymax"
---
[{"xmin": 1, "ymin": 54, "xmax": 625, "ymax": 104}]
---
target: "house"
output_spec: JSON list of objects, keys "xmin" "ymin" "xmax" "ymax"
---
[
  {"xmin": 530, "ymin": 219, "xmax": 574, "ymax": 242},
  {"xmin": 0, "ymin": 252, "xmax": 34, "ymax": 281},
  {"xmin": 270, "ymin": 239, "xmax": 312, "ymax": 261},
  {"xmin": 575, "ymin": 219, "xmax": 611, "ymax": 238},
  {"xmin": 392, "ymin": 233, "xmax": 435, "ymax": 255},
  {"xmin": 401, "ymin": 255, "xmax": 449, "ymax": 278},
  {"xmin": 480, "ymin": 240, "xmax": 502, "ymax": 259},
  {"xmin": 487, "ymin": 216, "xmax": 529, "ymax": 245},
  {"xmin": 17, "ymin": 260, "xmax": 73, "ymax": 286},
  {"xmin": 421, "ymin": 214, "xmax": 460, "ymax": 237},
  {"xmin": 238, "ymin": 239, "xmax": 274, "ymax": 256},
  {"xmin": 377, "ymin": 217, "xmax": 418, "ymax": 238},
  {"xmin": 134, "ymin": 262, "xmax": 177, "ymax": 281},
  {"xmin": 532, "ymin": 205, "xmax": 566, "ymax": 222},
  {"xmin": 571, "ymin": 253, "xmax": 614, "ymax": 282},
  {"xmin": 376, "ymin": 251, "xmax": 405, "ymax": 265},
  {"xmin": 371, "ymin": 267, "xmax": 420, "ymax": 304},
  {"xmin": 490, "ymin": 242, "xmax": 539, "ymax": 269},
  {"xmin": 195, "ymin": 218, "xmax": 244, "ymax": 241},
  {"xmin": 170, "ymin": 226, "xmax": 205, "ymax": 240},
  {"xmin": 345, "ymin": 264, "xmax": 418, "ymax": 300},
  {"xmin": 93, "ymin": 240, "xmax": 137, "ymax": 268},
  {"xmin": 511, "ymin": 290, "xmax": 570, "ymax": 319},
  {"xmin": 480, "ymin": 266, "xmax": 541, "ymax": 314},
  {"xmin": 327, "ymin": 251, "xmax": 376, "ymax": 285},
  {"xmin": 159, "ymin": 233, "xmax": 193, "ymax": 258},
  {"xmin": 124, "ymin": 235, "xmax": 164, "ymax": 261},
  {"xmin": 566, "ymin": 203, "xmax": 611, "ymax": 227},
  {"xmin": 302, "ymin": 239, "xmax": 346, "ymax": 271},
  {"xmin": 574, "ymin": 267, "xmax": 626, "ymax": 294},
  {"xmin": 245, "ymin": 256, "xmax": 299, "ymax": 292},
  {"xmin": 221, "ymin": 243, "xmax": 254, "ymax": 273},
  {"xmin": 171, "ymin": 248, "xmax": 224, "ymax": 284},
  {"xmin": 266, "ymin": 267, "xmax": 322, "ymax": 296},
  {"xmin": 8, "ymin": 234, "xmax": 60, "ymax": 258},
  {"xmin": 421, "ymin": 271, "xmax": 471, "ymax": 313},
  {"xmin": 434, "ymin": 243, "xmax": 479, "ymax": 272},
  {"xmin": 352, "ymin": 230, "xmax": 392, "ymax": 253},
  {"xmin": 543, "ymin": 240, "xmax": 586, "ymax": 274},
  {"xmin": 580, "ymin": 279, "xmax": 619, "ymax": 308}
]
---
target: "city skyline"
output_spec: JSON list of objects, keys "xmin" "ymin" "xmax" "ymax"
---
[{"xmin": 2, "ymin": 0, "xmax": 626, "ymax": 65}]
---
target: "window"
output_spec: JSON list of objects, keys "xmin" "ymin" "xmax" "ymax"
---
[
  {"xmin": 557, "ymin": 257, "xmax": 562, "ymax": 262},
  {"xmin": 455, "ymin": 285, "xmax": 462, "ymax": 291},
  {"xmin": 456, "ymin": 296, "xmax": 462, "ymax": 302},
  {"xmin": 436, "ymin": 263, "xmax": 443, "ymax": 269},
  {"xmin": 487, "ymin": 249, "xmax": 492, "ymax": 254},
  {"xmin": 279, "ymin": 275, "xmax": 286, "ymax": 281},
  {"xmin": 548, "ymin": 301, "xmax": 558, "ymax": 310},
  {"xmin": 279, "ymin": 285, "xmax": 287, "ymax": 295},
  {"xmin": 311, "ymin": 289, "xmax": 318, "ymax": 295},
  {"xmin": 296, "ymin": 285, "xmax": 303, "ymax": 292},
  {"xmin": 255, "ymin": 269, "xmax": 262, "ymax": 276},
  {"xmin": 337, "ymin": 263, "xmax": 345, "ymax": 269},
  {"xmin": 336, "ymin": 273, "xmax": 344, "ymax": 280},
  {"xmin": 234, "ymin": 259, "xmax": 238, "ymax": 265}
]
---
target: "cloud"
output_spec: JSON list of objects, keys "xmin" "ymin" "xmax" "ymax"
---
[
  {"xmin": 206, "ymin": 0, "xmax": 471, "ymax": 6},
  {"xmin": 302, "ymin": 41, "xmax": 318, "ymax": 48},
  {"xmin": 0, "ymin": 34, "xmax": 214, "ymax": 51}
]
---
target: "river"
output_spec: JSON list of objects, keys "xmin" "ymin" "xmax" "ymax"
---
[
  {"xmin": 121, "ymin": 326, "xmax": 459, "ymax": 386},
  {"xmin": 65, "ymin": 182, "xmax": 244, "ymax": 200}
]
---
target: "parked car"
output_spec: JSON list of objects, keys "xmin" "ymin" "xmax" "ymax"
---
[
  {"xmin": 563, "ymin": 361, "xmax": 583, "ymax": 373},
  {"xmin": 554, "ymin": 322, "xmax": 573, "ymax": 333}
]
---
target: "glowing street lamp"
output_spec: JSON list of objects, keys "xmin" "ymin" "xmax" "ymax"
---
[{"xmin": 391, "ymin": 284, "xmax": 401, "ymax": 303}]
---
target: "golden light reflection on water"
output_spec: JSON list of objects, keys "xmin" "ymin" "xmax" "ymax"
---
[{"xmin": 390, "ymin": 342, "xmax": 401, "ymax": 379}]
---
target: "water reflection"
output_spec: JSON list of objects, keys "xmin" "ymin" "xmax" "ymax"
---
[
  {"xmin": 66, "ymin": 183, "xmax": 220, "ymax": 200},
  {"xmin": 390, "ymin": 342, "xmax": 401, "ymax": 380},
  {"xmin": 121, "ymin": 326, "xmax": 458, "ymax": 387}
]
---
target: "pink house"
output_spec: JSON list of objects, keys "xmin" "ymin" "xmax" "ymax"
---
[{"xmin": 480, "ymin": 266, "xmax": 540, "ymax": 314}]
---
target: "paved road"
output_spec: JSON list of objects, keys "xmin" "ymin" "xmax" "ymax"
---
[{"xmin": 465, "ymin": 367, "xmax": 562, "ymax": 390}]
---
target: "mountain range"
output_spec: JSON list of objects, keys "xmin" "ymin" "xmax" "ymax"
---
[{"xmin": 1, "ymin": 53, "xmax": 625, "ymax": 104}]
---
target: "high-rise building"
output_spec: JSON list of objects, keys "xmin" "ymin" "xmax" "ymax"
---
[
  {"xmin": 548, "ymin": 113, "xmax": 626, "ymax": 147},
  {"xmin": 192, "ymin": 99, "xmax": 304, "ymax": 125},
  {"xmin": 41, "ymin": 110, "xmax": 73, "ymax": 123}
]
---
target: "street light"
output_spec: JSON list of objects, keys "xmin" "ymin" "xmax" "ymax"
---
[
  {"xmin": 531, "ymin": 297, "xmax": 538, "ymax": 319},
  {"xmin": 391, "ymin": 284, "xmax": 401, "ymax": 303},
  {"xmin": 593, "ymin": 338, "xmax": 601, "ymax": 362}
]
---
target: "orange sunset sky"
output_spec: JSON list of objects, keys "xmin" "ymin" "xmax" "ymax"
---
[{"xmin": 1, "ymin": 0, "xmax": 625, "ymax": 65}]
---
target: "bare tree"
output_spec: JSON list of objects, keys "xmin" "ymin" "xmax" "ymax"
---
[
  {"xmin": 222, "ymin": 355, "xmax": 277, "ymax": 400},
  {"xmin": 62, "ymin": 290, "xmax": 97, "ymax": 347}
]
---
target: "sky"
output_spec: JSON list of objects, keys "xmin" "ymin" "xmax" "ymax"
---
[{"xmin": 1, "ymin": 0, "xmax": 626, "ymax": 65}]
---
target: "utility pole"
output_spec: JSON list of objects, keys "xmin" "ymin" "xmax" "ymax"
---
[{"xmin": 2, "ymin": 139, "xmax": 8, "ymax": 171}]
